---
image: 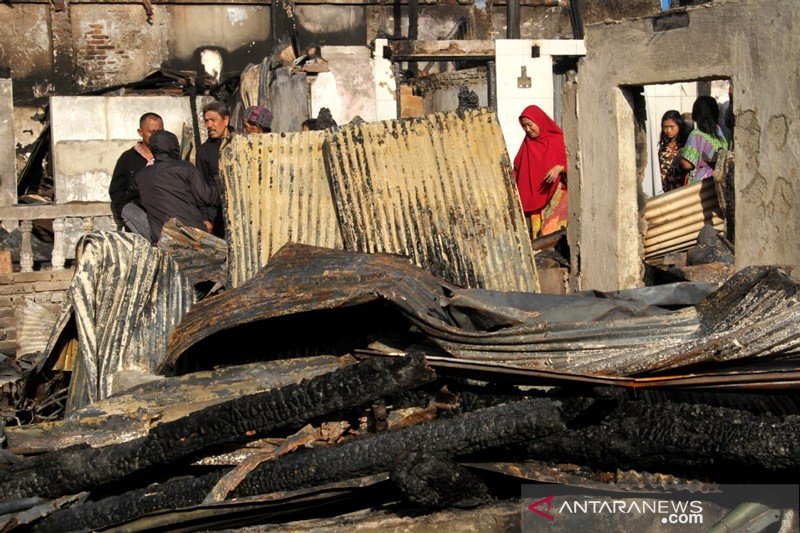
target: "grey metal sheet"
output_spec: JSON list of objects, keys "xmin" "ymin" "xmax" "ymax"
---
[
  {"xmin": 220, "ymin": 132, "xmax": 343, "ymax": 288},
  {"xmin": 324, "ymin": 108, "xmax": 539, "ymax": 292}
]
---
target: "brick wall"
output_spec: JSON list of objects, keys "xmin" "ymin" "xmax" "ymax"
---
[
  {"xmin": 77, "ymin": 22, "xmax": 123, "ymax": 86},
  {"xmin": 0, "ymin": 270, "xmax": 72, "ymax": 354}
]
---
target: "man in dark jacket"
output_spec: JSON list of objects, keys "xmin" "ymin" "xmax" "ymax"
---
[
  {"xmin": 108, "ymin": 112, "xmax": 164, "ymax": 225},
  {"xmin": 128, "ymin": 130, "xmax": 218, "ymax": 243},
  {"xmin": 196, "ymin": 100, "xmax": 232, "ymax": 237}
]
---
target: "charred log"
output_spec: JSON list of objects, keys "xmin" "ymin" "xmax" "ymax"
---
[
  {"xmin": 229, "ymin": 397, "xmax": 563, "ymax": 497},
  {"xmin": 525, "ymin": 398, "xmax": 800, "ymax": 479},
  {"xmin": 0, "ymin": 355, "xmax": 435, "ymax": 501},
  {"xmin": 33, "ymin": 396, "xmax": 800, "ymax": 531},
  {"xmin": 37, "ymin": 398, "xmax": 564, "ymax": 531},
  {"xmin": 390, "ymin": 452, "xmax": 490, "ymax": 509}
]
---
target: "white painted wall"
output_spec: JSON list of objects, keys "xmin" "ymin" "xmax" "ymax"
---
[
  {"xmin": 50, "ymin": 96, "xmax": 210, "ymax": 203},
  {"xmin": 373, "ymin": 39, "xmax": 397, "ymax": 122},
  {"xmin": 312, "ymin": 46, "xmax": 377, "ymax": 125},
  {"xmin": 495, "ymin": 39, "xmax": 585, "ymax": 160}
]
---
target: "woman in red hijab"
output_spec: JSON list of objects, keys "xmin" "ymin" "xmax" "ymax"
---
[{"xmin": 513, "ymin": 105, "xmax": 568, "ymax": 237}]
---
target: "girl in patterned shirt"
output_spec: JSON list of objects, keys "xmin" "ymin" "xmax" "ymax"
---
[{"xmin": 680, "ymin": 96, "xmax": 730, "ymax": 183}]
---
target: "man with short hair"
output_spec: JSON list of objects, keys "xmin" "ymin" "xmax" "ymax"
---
[
  {"xmin": 109, "ymin": 113, "xmax": 164, "ymax": 227},
  {"xmin": 128, "ymin": 130, "xmax": 218, "ymax": 243},
  {"xmin": 196, "ymin": 101, "xmax": 232, "ymax": 236}
]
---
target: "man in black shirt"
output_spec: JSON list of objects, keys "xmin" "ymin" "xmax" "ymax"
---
[
  {"xmin": 108, "ymin": 113, "xmax": 164, "ymax": 226},
  {"xmin": 196, "ymin": 101, "xmax": 232, "ymax": 237},
  {"xmin": 128, "ymin": 131, "xmax": 218, "ymax": 243}
]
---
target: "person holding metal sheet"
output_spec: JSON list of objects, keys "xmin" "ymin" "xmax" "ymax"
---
[{"xmin": 513, "ymin": 105, "xmax": 568, "ymax": 238}]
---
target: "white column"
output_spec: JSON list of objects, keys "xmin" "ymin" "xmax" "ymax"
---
[
  {"xmin": 19, "ymin": 220, "xmax": 33, "ymax": 272},
  {"xmin": 51, "ymin": 217, "xmax": 66, "ymax": 270},
  {"xmin": 373, "ymin": 39, "xmax": 397, "ymax": 121}
]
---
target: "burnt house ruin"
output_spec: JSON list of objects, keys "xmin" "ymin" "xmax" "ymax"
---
[{"xmin": 0, "ymin": 0, "xmax": 799, "ymax": 530}]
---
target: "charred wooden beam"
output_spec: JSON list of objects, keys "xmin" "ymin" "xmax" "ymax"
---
[
  {"xmin": 526, "ymin": 397, "xmax": 800, "ymax": 478},
  {"xmin": 229, "ymin": 398, "xmax": 562, "ymax": 497},
  {"xmin": 36, "ymin": 398, "xmax": 564, "ymax": 531},
  {"xmin": 6, "ymin": 356, "xmax": 354, "ymax": 454},
  {"xmin": 0, "ymin": 355, "xmax": 435, "ymax": 501},
  {"xmin": 391, "ymin": 452, "xmax": 490, "ymax": 509},
  {"xmin": 33, "ymin": 395, "xmax": 800, "ymax": 531},
  {"xmin": 506, "ymin": 0, "xmax": 521, "ymax": 39},
  {"xmin": 387, "ymin": 40, "xmax": 496, "ymax": 62}
]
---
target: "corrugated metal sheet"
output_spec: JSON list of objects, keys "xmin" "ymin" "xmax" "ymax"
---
[
  {"xmin": 644, "ymin": 180, "xmax": 725, "ymax": 259},
  {"xmin": 165, "ymin": 244, "xmax": 800, "ymax": 387},
  {"xmin": 324, "ymin": 109, "xmax": 539, "ymax": 292},
  {"xmin": 158, "ymin": 218, "xmax": 228, "ymax": 287},
  {"xmin": 15, "ymin": 298, "xmax": 58, "ymax": 358},
  {"xmin": 220, "ymin": 132, "xmax": 342, "ymax": 288},
  {"xmin": 38, "ymin": 232, "xmax": 195, "ymax": 410}
]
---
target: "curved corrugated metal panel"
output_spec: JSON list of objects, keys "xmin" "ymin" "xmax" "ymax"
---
[
  {"xmin": 15, "ymin": 298, "xmax": 59, "ymax": 359},
  {"xmin": 324, "ymin": 109, "xmax": 539, "ymax": 292},
  {"xmin": 37, "ymin": 232, "xmax": 196, "ymax": 410},
  {"xmin": 165, "ymin": 244, "xmax": 800, "ymax": 381},
  {"xmin": 220, "ymin": 132, "xmax": 343, "ymax": 288}
]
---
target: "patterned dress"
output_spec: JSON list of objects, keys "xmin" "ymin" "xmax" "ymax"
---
[
  {"xmin": 681, "ymin": 126, "xmax": 729, "ymax": 183},
  {"xmin": 658, "ymin": 143, "xmax": 683, "ymax": 192}
]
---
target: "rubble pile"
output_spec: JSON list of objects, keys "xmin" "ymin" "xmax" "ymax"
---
[{"xmin": 1, "ymin": 111, "xmax": 799, "ymax": 531}]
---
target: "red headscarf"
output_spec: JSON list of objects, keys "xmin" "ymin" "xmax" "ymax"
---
[{"xmin": 513, "ymin": 105, "xmax": 567, "ymax": 214}]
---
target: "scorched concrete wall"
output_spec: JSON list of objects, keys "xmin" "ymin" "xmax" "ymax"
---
[{"xmin": 572, "ymin": 0, "xmax": 800, "ymax": 291}]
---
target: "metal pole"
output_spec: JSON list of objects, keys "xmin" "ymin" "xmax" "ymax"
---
[
  {"xmin": 487, "ymin": 60, "xmax": 497, "ymax": 112},
  {"xmin": 408, "ymin": 0, "xmax": 419, "ymax": 40},
  {"xmin": 394, "ymin": 62, "xmax": 403, "ymax": 119},
  {"xmin": 507, "ymin": 0, "xmax": 520, "ymax": 39}
]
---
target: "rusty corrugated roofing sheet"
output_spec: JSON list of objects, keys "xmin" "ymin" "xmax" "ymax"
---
[
  {"xmin": 220, "ymin": 132, "xmax": 343, "ymax": 288},
  {"xmin": 158, "ymin": 218, "xmax": 228, "ymax": 287},
  {"xmin": 164, "ymin": 244, "xmax": 800, "ymax": 388},
  {"xmin": 324, "ymin": 109, "xmax": 539, "ymax": 292}
]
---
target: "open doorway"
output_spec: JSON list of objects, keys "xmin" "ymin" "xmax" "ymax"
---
[
  {"xmin": 642, "ymin": 79, "xmax": 732, "ymax": 197},
  {"xmin": 634, "ymin": 79, "xmax": 735, "ymax": 283}
]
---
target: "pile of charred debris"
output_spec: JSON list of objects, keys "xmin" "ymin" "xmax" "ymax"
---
[{"xmin": 1, "ymin": 110, "xmax": 799, "ymax": 531}]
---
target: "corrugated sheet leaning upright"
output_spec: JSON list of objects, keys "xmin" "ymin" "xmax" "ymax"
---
[
  {"xmin": 324, "ymin": 109, "xmax": 539, "ymax": 292},
  {"xmin": 220, "ymin": 132, "xmax": 343, "ymax": 288},
  {"xmin": 37, "ymin": 232, "xmax": 196, "ymax": 412}
]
